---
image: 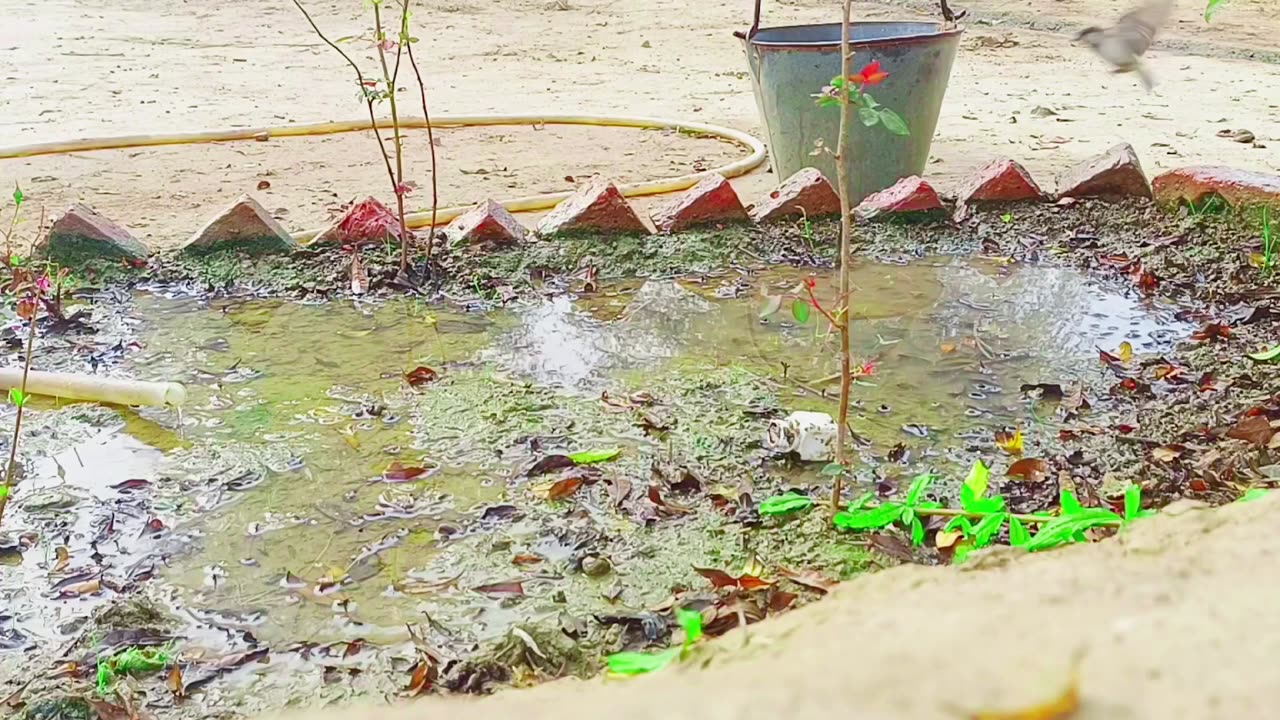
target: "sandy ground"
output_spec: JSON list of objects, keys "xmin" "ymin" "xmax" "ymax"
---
[
  {"xmin": 1, "ymin": 0, "xmax": 1279, "ymax": 249},
  {"xmin": 272, "ymin": 494, "xmax": 1280, "ymax": 720}
]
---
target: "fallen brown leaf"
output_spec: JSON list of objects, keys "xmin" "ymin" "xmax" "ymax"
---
[
  {"xmin": 776, "ymin": 566, "xmax": 837, "ymax": 594},
  {"xmin": 167, "ymin": 664, "xmax": 186, "ymax": 699},
  {"xmin": 405, "ymin": 366, "xmax": 439, "ymax": 387},
  {"xmin": 547, "ymin": 477, "xmax": 584, "ymax": 501},
  {"xmin": 1007, "ymin": 458, "xmax": 1050, "ymax": 482},
  {"xmin": 473, "ymin": 580, "xmax": 525, "ymax": 596},
  {"xmin": 1151, "ymin": 445, "xmax": 1186, "ymax": 463},
  {"xmin": 1226, "ymin": 414, "xmax": 1274, "ymax": 446}
]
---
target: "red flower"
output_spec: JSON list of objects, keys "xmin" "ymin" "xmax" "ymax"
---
[
  {"xmin": 803, "ymin": 275, "xmax": 817, "ymax": 290},
  {"xmin": 849, "ymin": 60, "xmax": 889, "ymax": 87}
]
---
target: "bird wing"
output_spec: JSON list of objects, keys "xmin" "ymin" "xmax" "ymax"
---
[{"xmin": 1114, "ymin": 0, "xmax": 1175, "ymax": 56}]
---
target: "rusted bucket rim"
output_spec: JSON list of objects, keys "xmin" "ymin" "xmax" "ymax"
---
[{"xmin": 737, "ymin": 21, "xmax": 962, "ymax": 51}]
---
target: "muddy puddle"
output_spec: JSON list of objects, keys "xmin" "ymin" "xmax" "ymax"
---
[{"xmin": 0, "ymin": 256, "xmax": 1191, "ymax": 696}]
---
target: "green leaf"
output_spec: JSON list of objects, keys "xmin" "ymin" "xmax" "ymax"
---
[
  {"xmin": 847, "ymin": 491, "xmax": 875, "ymax": 512},
  {"xmin": 820, "ymin": 462, "xmax": 846, "ymax": 477},
  {"xmin": 1123, "ymin": 484, "xmax": 1155, "ymax": 522},
  {"xmin": 1024, "ymin": 509, "xmax": 1121, "ymax": 552},
  {"xmin": 964, "ymin": 459, "xmax": 989, "ymax": 498},
  {"xmin": 7, "ymin": 388, "xmax": 26, "ymax": 407},
  {"xmin": 12, "ymin": 184, "xmax": 23, "ymax": 207},
  {"xmin": 972, "ymin": 512, "xmax": 1007, "ymax": 548},
  {"xmin": 905, "ymin": 473, "xmax": 934, "ymax": 506},
  {"xmin": 1204, "ymin": 0, "xmax": 1226, "ymax": 22},
  {"xmin": 1239, "ymin": 488, "xmax": 1270, "ymax": 503},
  {"xmin": 791, "ymin": 299, "xmax": 811, "ymax": 324},
  {"xmin": 605, "ymin": 647, "xmax": 680, "ymax": 676},
  {"xmin": 675, "ymin": 607, "xmax": 703, "ymax": 649},
  {"xmin": 1060, "ymin": 489, "xmax": 1084, "ymax": 516},
  {"xmin": 861, "ymin": 92, "xmax": 880, "ymax": 109},
  {"xmin": 877, "ymin": 108, "xmax": 910, "ymax": 136},
  {"xmin": 0, "ymin": 486, "xmax": 8, "ymax": 500},
  {"xmin": 1008, "ymin": 516, "xmax": 1031, "ymax": 547},
  {"xmin": 943, "ymin": 516, "xmax": 974, "ymax": 535},
  {"xmin": 567, "ymin": 448, "xmax": 621, "ymax": 465},
  {"xmin": 833, "ymin": 502, "xmax": 904, "ymax": 531},
  {"xmin": 857, "ymin": 106, "xmax": 880, "ymax": 127},
  {"xmin": 953, "ymin": 542, "xmax": 975, "ymax": 564},
  {"xmin": 910, "ymin": 516, "xmax": 925, "ymax": 546},
  {"xmin": 1247, "ymin": 345, "xmax": 1280, "ymax": 362},
  {"xmin": 758, "ymin": 492, "xmax": 814, "ymax": 517}
]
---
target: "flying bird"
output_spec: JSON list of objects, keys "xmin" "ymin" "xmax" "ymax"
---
[{"xmin": 1074, "ymin": 0, "xmax": 1175, "ymax": 90}]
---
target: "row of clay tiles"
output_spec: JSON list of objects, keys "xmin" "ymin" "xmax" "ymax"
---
[{"xmin": 33, "ymin": 142, "xmax": 1280, "ymax": 265}]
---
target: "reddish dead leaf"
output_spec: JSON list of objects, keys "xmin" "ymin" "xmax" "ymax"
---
[
  {"xmin": 527, "ymin": 455, "xmax": 575, "ymax": 477},
  {"xmin": 473, "ymin": 580, "xmax": 525, "ymax": 596},
  {"xmin": 1197, "ymin": 372, "xmax": 1232, "ymax": 393},
  {"xmin": 1189, "ymin": 478, "xmax": 1209, "ymax": 492},
  {"xmin": 777, "ymin": 566, "xmax": 837, "ymax": 594},
  {"xmin": 1151, "ymin": 445, "xmax": 1185, "ymax": 463},
  {"xmin": 383, "ymin": 462, "xmax": 428, "ymax": 483},
  {"xmin": 648, "ymin": 485, "xmax": 693, "ymax": 515},
  {"xmin": 694, "ymin": 567, "xmax": 740, "ymax": 589},
  {"xmin": 1109, "ymin": 378, "xmax": 1152, "ymax": 397},
  {"xmin": 511, "ymin": 553, "xmax": 543, "ymax": 566},
  {"xmin": 1007, "ymin": 458, "xmax": 1050, "ymax": 482},
  {"xmin": 110, "ymin": 479, "xmax": 152, "ymax": 492},
  {"xmin": 1226, "ymin": 415, "xmax": 1275, "ymax": 446},
  {"xmin": 1097, "ymin": 347, "xmax": 1123, "ymax": 364},
  {"xmin": 405, "ymin": 366, "xmax": 439, "ymax": 387},
  {"xmin": 256, "ymin": 180, "xmax": 271, "ymax": 191},
  {"xmin": 768, "ymin": 590, "xmax": 798, "ymax": 613},
  {"xmin": 405, "ymin": 658, "xmax": 436, "ymax": 696},
  {"xmin": 1150, "ymin": 364, "xmax": 1187, "ymax": 382},
  {"xmin": 167, "ymin": 664, "xmax": 186, "ymax": 699},
  {"xmin": 1190, "ymin": 322, "xmax": 1232, "ymax": 343},
  {"xmin": 1132, "ymin": 267, "xmax": 1159, "ymax": 294},
  {"xmin": 547, "ymin": 477, "xmax": 584, "ymax": 500},
  {"xmin": 737, "ymin": 575, "xmax": 772, "ymax": 591},
  {"xmin": 1100, "ymin": 253, "xmax": 1131, "ymax": 266},
  {"xmin": 1114, "ymin": 423, "xmax": 1139, "ymax": 435},
  {"xmin": 343, "ymin": 639, "xmax": 365, "ymax": 658}
]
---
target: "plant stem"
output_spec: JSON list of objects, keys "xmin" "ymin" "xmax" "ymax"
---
[
  {"xmin": 290, "ymin": 0, "xmax": 400, "ymax": 208},
  {"xmin": 830, "ymin": 0, "xmax": 855, "ymax": 513},
  {"xmin": 402, "ymin": 0, "xmax": 439, "ymax": 262},
  {"xmin": 372, "ymin": 1, "xmax": 412, "ymax": 275},
  {"xmin": 0, "ymin": 311, "xmax": 37, "ymax": 528}
]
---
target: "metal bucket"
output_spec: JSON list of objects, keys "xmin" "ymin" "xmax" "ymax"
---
[{"xmin": 738, "ymin": 4, "xmax": 961, "ymax": 203}]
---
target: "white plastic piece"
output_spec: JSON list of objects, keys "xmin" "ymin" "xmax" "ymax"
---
[
  {"xmin": 765, "ymin": 411, "xmax": 837, "ymax": 462},
  {"xmin": 0, "ymin": 368, "xmax": 186, "ymax": 407}
]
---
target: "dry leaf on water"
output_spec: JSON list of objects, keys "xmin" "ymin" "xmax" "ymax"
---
[
  {"xmin": 405, "ymin": 658, "xmax": 436, "ymax": 696},
  {"xmin": 53, "ymin": 546, "xmax": 70, "ymax": 573},
  {"xmin": 1151, "ymin": 445, "xmax": 1185, "ymax": 463},
  {"xmin": 995, "ymin": 429, "xmax": 1024, "ymax": 456},
  {"xmin": 473, "ymin": 580, "xmax": 525, "ymax": 596},
  {"xmin": 1007, "ymin": 458, "xmax": 1050, "ymax": 482},
  {"xmin": 382, "ymin": 462, "xmax": 428, "ymax": 483},
  {"xmin": 527, "ymin": 455, "xmax": 575, "ymax": 477},
  {"xmin": 545, "ymin": 477, "xmax": 584, "ymax": 500},
  {"xmin": 405, "ymin": 366, "xmax": 439, "ymax": 387}
]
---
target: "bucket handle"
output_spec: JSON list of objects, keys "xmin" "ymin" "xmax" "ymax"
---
[{"xmin": 731, "ymin": 0, "xmax": 764, "ymax": 40}]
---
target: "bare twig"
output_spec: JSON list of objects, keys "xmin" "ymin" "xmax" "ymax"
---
[
  {"xmin": 831, "ymin": 0, "xmax": 856, "ymax": 512},
  {"xmin": 0, "ymin": 296, "xmax": 38, "ymax": 527},
  {"xmin": 402, "ymin": 0, "xmax": 440, "ymax": 261},
  {"xmin": 371, "ymin": 2, "xmax": 412, "ymax": 274}
]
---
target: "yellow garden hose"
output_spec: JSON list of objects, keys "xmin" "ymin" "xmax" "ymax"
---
[{"xmin": 0, "ymin": 114, "xmax": 767, "ymax": 242}]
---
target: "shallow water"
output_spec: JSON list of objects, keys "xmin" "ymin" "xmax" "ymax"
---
[{"xmin": 1, "ymin": 256, "xmax": 1190, "ymax": 659}]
